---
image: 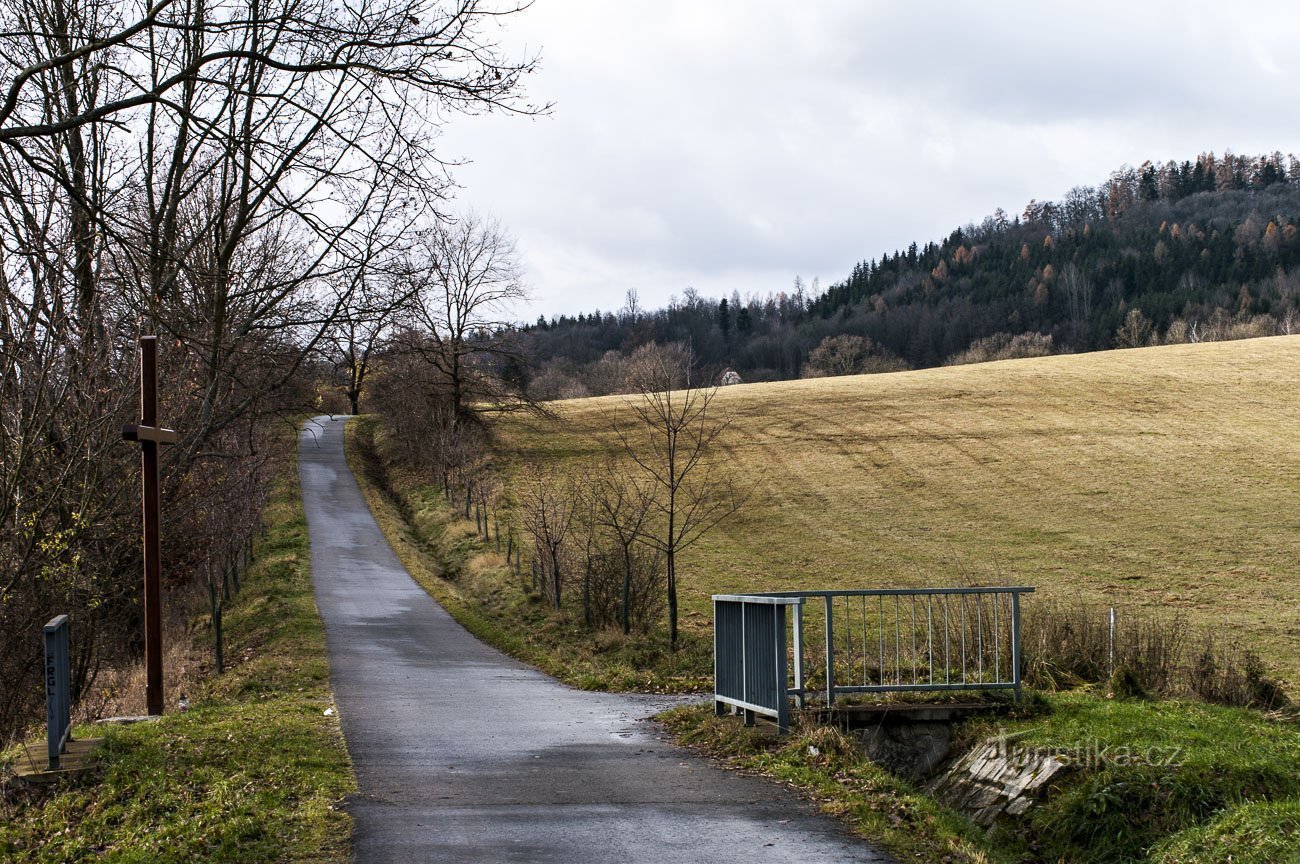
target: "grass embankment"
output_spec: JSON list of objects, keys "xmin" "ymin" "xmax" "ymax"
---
[
  {"xmin": 345, "ymin": 415, "xmax": 710, "ymax": 691},
  {"xmin": 497, "ymin": 336, "xmax": 1300, "ymax": 685},
  {"xmin": 0, "ymin": 462, "xmax": 355, "ymax": 862},
  {"xmin": 665, "ymin": 692, "xmax": 1300, "ymax": 864}
]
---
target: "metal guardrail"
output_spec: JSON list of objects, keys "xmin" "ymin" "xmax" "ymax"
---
[
  {"xmin": 714, "ymin": 587, "xmax": 1035, "ymax": 732},
  {"xmin": 44, "ymin": 614, "xmax": 72, "ymax": 770},
  {"xmin": 713, "ymin": 594, "xmax": 803, "ymax": 734},
  {"xmin": 777, "ymin": 587, "xmax": 1035, "ymax": 706}
]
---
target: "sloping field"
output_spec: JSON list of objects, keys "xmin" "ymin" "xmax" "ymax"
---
[{"xmin": 498, "ymin": 336, "xmax": 1300, "ymax": 684}]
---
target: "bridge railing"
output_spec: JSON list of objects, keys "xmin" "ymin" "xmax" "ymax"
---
[
  {"xmin": 714, "ymin": 587, "xmax": 1034, "ymax": 731},
  {"xmin": 712, "ymin": 595, "xmax": 803, "ymax": 733}
]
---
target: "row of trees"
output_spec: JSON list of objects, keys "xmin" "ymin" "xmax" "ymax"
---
[
  {"xmin": 365, "ymin": 339, "xmax": 742, "ymax": 650},
  {"xmin": 0, "ymin": 0, "xmax": 539, "ymax": 741},
  {"xmin": 522, "ymin": 355, "xmax": 745, "ymax": 648}
]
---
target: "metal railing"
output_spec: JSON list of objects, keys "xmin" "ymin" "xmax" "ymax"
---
[
  {"xmin": 44, "ymin": 615, "xmax": 72, "ymax": 770},
  {"xmin": 713, "ymin": 594, "xmax": 803, "ymax": 733},
  {"xmin": 773, "ymin": 587, "xmax": 1035, "ymax": 706},
  {"xmin": 714, "ymin": 587, "xmax": 1035, "ymax": 732}
]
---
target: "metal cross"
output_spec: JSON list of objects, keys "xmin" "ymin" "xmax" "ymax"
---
[{"xmin": 121, "ymin": 336, "xmax": 177, "ymax": 716}]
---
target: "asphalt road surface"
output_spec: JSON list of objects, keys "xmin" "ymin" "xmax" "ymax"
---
[{"xmin": 300, "ymin": 415, "xmax": 892, "ymax": 863}]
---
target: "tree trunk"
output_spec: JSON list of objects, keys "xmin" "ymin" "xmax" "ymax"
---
[
  {"xmin": 667, "ymin": 550, "xmax": 678, "ymax": 650},
  {"xmin": 621, "ymin": 548, "xmax": 632, "ymax": 635},
  {"xmin": 583, "ymin": 567, "xmax": 591, "ymax": 628},
  {"xmin": 550, "ymin": 549, "xmax": 562, "ymax": 609}
]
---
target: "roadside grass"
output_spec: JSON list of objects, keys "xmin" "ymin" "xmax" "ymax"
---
[
  {"xmin": 0, "ymin": 458, "xmax": 355, "ymax": 863},
  {"xmin": 666, "ymin": 689, "xmax": 1300, "ymax": 864},
  {"xmin": 496, "ymin": 336, "xmax": 1300, "ymax": 686},
  {"xmin": 344, "ymin": 415, "xmax": 711, "ymax": 692},
  {"xmin": 1004, "ymin": 692, "xmax": 1300, "ymax": 862},
  {"xmin": 1149, "ymin": 799, "xmax": 1300, "ymax": 864}
]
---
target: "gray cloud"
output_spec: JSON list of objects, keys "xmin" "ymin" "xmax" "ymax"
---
[{"xmin": 438, "ymin": 1, "xmax": 1300, "ymax": 319}]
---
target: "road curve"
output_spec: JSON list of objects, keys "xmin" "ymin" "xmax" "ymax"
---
[{"xmin": 299, "ymin": 415, "xmax": 891, "ymax": 863}]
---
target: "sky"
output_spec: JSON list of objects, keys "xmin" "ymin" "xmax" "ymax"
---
[{"xmin": 438, "ymin": 1, "xmax": 1300, "ymax": 321}]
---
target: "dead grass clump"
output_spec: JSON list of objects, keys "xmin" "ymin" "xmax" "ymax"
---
[
  {"xmin": 784, "ymin": 721, "xmax": 860, "ymax": 769},
  {"xmin": 79, "ymin": 583, "xmax": 208, "ymax": 721},
  {"xmin": 1024, "ymin": 599, "xmax": 1289, "ymax": 709},
  {"xmin": 1190, "ymin": 636, "xmax": 1290, "ymax": 710}
]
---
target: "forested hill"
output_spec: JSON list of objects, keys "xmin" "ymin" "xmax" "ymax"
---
[{"xmin": 522, "ymin": 152, "xmax": 1300, "ymax": 399}]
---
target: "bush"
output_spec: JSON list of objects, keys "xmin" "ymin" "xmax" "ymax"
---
[
  {"xmin": 803, "ymin": 334, "xmax": 908, "ymax": 378},
  {"xmin": 583, "ymin": 542, "xmax": 665, "ymax": 633},
  {"xmin": 945, "ymin": 331, "xmax": 1055, "ymax": 365}
]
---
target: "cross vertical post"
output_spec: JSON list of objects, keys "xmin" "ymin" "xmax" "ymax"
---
[{"xmin": 122, "ymin": 336, "xmax": 177, "ymax": 716}]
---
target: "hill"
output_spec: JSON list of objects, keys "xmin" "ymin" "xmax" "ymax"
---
[
  {"xmin": 522, "ymin": 152, "xmax": 1300, "ymax": 397},
  {"xmin": 499, "ymin": 336, "xmax": 1300, "ymax": 683}
]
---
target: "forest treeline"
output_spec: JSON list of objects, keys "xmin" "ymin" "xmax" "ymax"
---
[{"xmin": 522, "ymin": 151, "xmax": 1300, "ymax": 397}]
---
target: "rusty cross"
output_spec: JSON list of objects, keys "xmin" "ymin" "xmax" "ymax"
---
[{"xmin": 121, "ymin": 336, "xmax": 177, "ymax": 716}]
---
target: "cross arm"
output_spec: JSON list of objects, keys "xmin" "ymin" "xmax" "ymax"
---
[{"xmin": 122, "ymin": 423, "xmax": 178, "ymax": 445}]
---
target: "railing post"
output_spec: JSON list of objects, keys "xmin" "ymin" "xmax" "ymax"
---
[
  {"xmin": 791, "ymin": 601, "xmax": 804, "ymax": 708},
  {"xmin": 44, "ymin": 615, "xmax": 70, "ymax": 770},
  {"xmin": 713, "ymin": 597, "xmax": 726, "ymax": 717},
  {"xmin": 823, "ymin": 595, "xmax": 836, "ymax": 706},
  {"xmin": 1011, "ymin": 590, "xmax": 1023, "ymax": 701}
]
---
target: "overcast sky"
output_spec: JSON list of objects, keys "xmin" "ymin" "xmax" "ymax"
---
[{"xmin": 438, "ymin": 1, "xmax": 1300, "ymax": 321}]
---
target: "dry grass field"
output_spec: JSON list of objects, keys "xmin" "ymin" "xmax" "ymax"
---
[{"xmin": 497, "ymin": 336, "xmax": 1300, "ymax": 685}]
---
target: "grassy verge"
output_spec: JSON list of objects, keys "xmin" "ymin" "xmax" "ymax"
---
[
  {"xmin": 345, "ymin": 414, "xmax": 711, "ymax": 692},
  {"xmin": 664, "ymin": 691, "xmax": 1300, "ymax": 864},
  {"xmin": 0, "ymin": 455, "xmax": 355, "ymax": 863}
]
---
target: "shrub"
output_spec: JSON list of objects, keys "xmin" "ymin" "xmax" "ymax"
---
[
  {"xmin": 945, "ymin": 331, "xmax": 1055, "ymax": 365},
  {"xmin": 584, "ymin": 542, "xmax": 665, "ymax": 633}
]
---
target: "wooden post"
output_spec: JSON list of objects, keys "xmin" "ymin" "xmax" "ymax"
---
[{"xmin": 121, "ymin": 336, "xmax": 177, "ymax": 716}]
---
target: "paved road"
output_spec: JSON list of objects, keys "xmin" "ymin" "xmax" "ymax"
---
[{"xmin": 300, "ymin": 416, "xmax": 891, "ymax": 863}]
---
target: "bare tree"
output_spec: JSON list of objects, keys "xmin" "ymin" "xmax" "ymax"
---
[
  {"xmin": 402, "ymin": 212, "xmax": 530, "ymax": 422},
  {"xmin": 804, "ymin": 333, "xmax": 871, "ymax": 377},
  {"xmin": 589, "ymin": 472, "xmax": 657, "ymax": 635},
  {"xmin": 1115, "ymin": 308, "xmax": 1153, "ymax": 348},
  {"xmin": 1061, "ymin": 262, "xmax": 1095, "ymax": 347},
  {"xmin": 519, "ymin": 468, "xmax": 576, "ymax": 609},
  {"xmin": 324, "ymin": 220, "xmax": 419, "ymax": 415},
  {"xmin": 614, "ymin": 349, "xmax": 744, "ymax": 649}
]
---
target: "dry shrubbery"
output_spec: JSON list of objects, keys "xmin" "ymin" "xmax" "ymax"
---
[
  {"xmin": 802, "ymin": 334, "xmax": 908, "ymax": 378},
  {"xmin": 946, "ymin": 331, "xmax": 1056, "ymax": 366},
  {"xmin": 528, "ymin": 341, "xmax": 696, "ymax": 402},
  {"xmin": 513, "ymin": 467, "xmax": 666, "ymax": 635},
  {"xmin": 1023, "ymin": 599, "xmax": 1289, "ymax": 709},
  {"xmin": 582, "ymin": 544, "xmax": 666, "ymax": 633},
  {"xmin": 1164, "ymin": 309, "xmax": 1287, "ymax": 344}
]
